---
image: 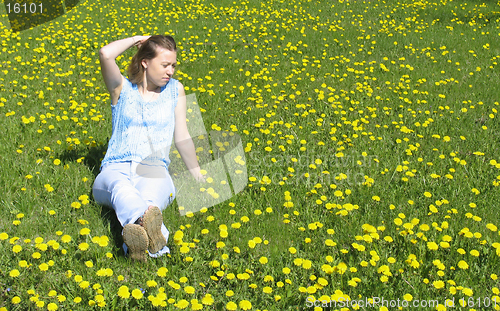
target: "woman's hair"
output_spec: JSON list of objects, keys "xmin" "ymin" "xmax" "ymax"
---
[{"xmin": 127, "ymin": 35, "xmax": 177, "ymax": 85}]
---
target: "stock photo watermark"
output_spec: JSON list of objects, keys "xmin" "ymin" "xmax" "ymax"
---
[
  {"xmin": 135, "ymin": 91, "xmax": 380, "ymax": 216},
  {"xmin": 246, "ymin": 151, "xmax": 379, "ymax": 188},
  {"xmin": 306, "ymin": 296, "xmax": 499, "ymax": 309},
  {"xmin": 135, "ymin": 92, "xmax": 248, "ymax": 217},
  {"xmin": 3, "ymin": 0, "xmax": 81, "ymax": 32}
]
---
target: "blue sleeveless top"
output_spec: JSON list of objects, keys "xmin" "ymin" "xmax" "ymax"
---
[{"xmin": 100, "ymin": 76, "xmax": 178, "ymax": 170}]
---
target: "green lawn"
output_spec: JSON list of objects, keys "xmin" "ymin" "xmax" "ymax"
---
[{"xmin": 1, "ymin": 0, "xmax": 500, "ymax": 310}]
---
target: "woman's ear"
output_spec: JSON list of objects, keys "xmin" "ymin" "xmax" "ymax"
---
[{"xmin": 141, "ymin": 59, "xmax": 147, "ymax": 69}]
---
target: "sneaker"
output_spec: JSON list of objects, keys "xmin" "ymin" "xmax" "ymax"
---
[
  {"xmin": 123, "ymin": 224, "xmax": 148, "ymax": 262},
  {"xmin": 142, "ymin": 206, "xmax": 167, "ymax": 254}
]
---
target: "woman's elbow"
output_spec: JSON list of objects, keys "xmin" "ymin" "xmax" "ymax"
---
[{"xmin": 99, "ymin": 48, "xmax": 111, "ymax": 61}]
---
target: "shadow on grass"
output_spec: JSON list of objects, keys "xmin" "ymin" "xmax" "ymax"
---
[
  {"xmin": 58, "ymin": 143, "xmax": 126, "ymax": 253},
  {"xmin": 100, "ymin": 205, "xmax": 125, "ymax": 253},
  {"xmin": 58, "ymin": 144, "xmax": 108, "ymax": 178}
]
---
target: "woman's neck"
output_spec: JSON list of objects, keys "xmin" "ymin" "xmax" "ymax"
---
[{"xmin": 139, "ymin": 83, "xmax": 159, "ymax": 93}]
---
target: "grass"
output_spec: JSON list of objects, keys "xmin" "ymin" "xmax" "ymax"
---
[{"xmin": 1, "ymin": 0, "xmax": 500, "ymax": 310}]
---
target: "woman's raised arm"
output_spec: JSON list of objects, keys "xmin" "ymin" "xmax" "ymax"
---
[{"xmin": 99, "ymin": 36, "xmax": 150, "ymax": 104}]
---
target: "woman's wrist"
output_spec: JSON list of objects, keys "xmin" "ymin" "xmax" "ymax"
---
[{"xmin": 189, "ymin": 166, "xmax": 206, "ymax": 182}]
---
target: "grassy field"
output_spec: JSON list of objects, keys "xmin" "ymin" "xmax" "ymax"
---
[{"xmin": 1, "ymin": 0, "xmax": 500, "ymax": 309}]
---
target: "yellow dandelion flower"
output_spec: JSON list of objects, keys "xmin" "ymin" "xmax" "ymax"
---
[
  {"xmin": 239, "ymin": 300, "xmax": 252, "ymax": 310},
  {"xmin": 202, "ymin": 294, "xmax": 214, "ymax": 305},
  {"xmin": 131, "ymin": 289, "xmax": 143, "ymax": 299},
  {"xmin": 248, "ymin": 240, "xmax": 256, "ymax": 248},
  {"xmin": 433, "ymin": 280, "xmax": 445, "ymax": 289},
  {"xmin": 157, "ymin": 267, "xmax": 168, "ymax": 277},
  {"xmin": 39, "ymin": 263, "xmax": 49, "ymax": 271},
  {"xmin": 12, "ymin": 244, "xmax": 22, "ymax": 253},
  {"xmin": 9, "ymin": 269, "xmax": 20, "ymax": 277},
  {"xmin": 427, "ymin": 242, "xmax": 439, "ymax": 250},
  {"xmin": 458, "ymin": 260, "xmax": 469, "ymax": 269},
  {"xmin": 226, "ymin": 301, "xmax": 237, "ymax": 310},
  {"xmin": 403, "ymin": 294, "xmax": 413, "ymax": 301},
  {"xmin": 79, "ymin": 228, "xmax": 90, "ymax": 235},
  {"xmin": 117, "ymin": 286, "xmax": 130, "ymax": 299}
]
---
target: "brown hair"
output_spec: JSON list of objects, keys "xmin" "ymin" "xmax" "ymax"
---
[{"xmin": 127, "ymin": 35, "xmax": 177, "ymax": 85}]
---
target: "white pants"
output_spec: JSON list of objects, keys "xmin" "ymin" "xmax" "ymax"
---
[{"xmin": 92, "ymin": 161, "xmax": 175, "ymax": 257}]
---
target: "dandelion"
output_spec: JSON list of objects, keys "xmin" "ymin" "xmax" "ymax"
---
[
  {"xmin": 157, "ymin": 267, "xmax": 168, "ymax": 277},
  {"xmin": 79, "ymin": 228, "xmax": 90, "ymax": 235},
  {"xmin": 118, "ymin": 286, "xmax": 130, "ymax": 299},
  {"xmin": 427, "ymin": 242, "xmax": 439, "ymax": 250},
  {"xmin": 462, "ymin": 288, "xmax": 473, "ymax": 296},
  {"xmin": 79, "ymin": 281, "xmax": 89, "ymax": 289},
  {"xmin": 39, "ymin": 263, "xmax": 49, "ymax": 271},
  {"xmin": 226, "ymin": 301, "xmax": 237, "ymax": 310},
  {"xmin": 202, "ymin": 294, "xmax": 214, "ymax": 305},
  {"xmin": 239, "ymin": 300, "xmax": 252, "ymax": 310},
  {"xmin": 458, "ymin": 260, "xmax": 469, "ymax": 270},
  {"xmin": 175, "ymin": 299, "xmax": 189, "ymax": 309},
  {"xmin": 131, "ymin": 289, "xmax": 143, "ymax": 300},
  {"xmin": 9, "ymin": 269, "xmax": 20, "ymax": 277},
  {"xmin": 433, "ymin": 280, "xmax": 445, "ymax": 289},
  {"xmin": 248, "ymin": 240, "xmax": 256, "ymax": 248},
  {"xmin": 12, "ymin": 244, "xmax": 22, "ymax": 253}
]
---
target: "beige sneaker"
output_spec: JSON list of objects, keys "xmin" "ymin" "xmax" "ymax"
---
[
  {"xmin": 123, "ymin": 224, "xmax": 148, "ymax": 262},
  {"xmin": 142, "ymin": 206, "xmax": 167, "ymax": 254}
]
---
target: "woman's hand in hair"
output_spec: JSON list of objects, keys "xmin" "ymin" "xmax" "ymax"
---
[{"xmin": 134, "ymin": 35, "xmax": 151, "ymax": 48}]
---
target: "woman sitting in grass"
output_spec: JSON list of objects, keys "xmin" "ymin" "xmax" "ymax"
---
[{"xmin": 92, "ymin": 35, "xmax": 205, "ymax": 262}]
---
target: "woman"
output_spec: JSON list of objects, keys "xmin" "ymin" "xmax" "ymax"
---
[{"xmin": 92, "ymin": 35, "xmax": 205, "ymax": 262}]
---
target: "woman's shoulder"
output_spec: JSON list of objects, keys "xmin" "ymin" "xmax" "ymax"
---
[
  {"xmin": 170, "ymin": 78, "xmax": 183, "ymax": 90},
  {"xmin": 164, "ymin": 77, "xmax": 182, "ymax": 92}
]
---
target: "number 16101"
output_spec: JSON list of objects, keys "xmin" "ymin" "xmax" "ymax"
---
[{"xmin": 5, "ymin": 3, "xmax": 43, "ymax": 14}]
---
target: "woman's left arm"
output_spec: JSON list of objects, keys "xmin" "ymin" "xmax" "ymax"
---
[{"xmin": 174, "ymin": 82, "xmax": 205, "ymax": 182}]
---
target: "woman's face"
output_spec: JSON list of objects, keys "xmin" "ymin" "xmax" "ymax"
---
[{"xmin": 142, "ymin": 47, "xmax": 177, "ymax": 88}]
